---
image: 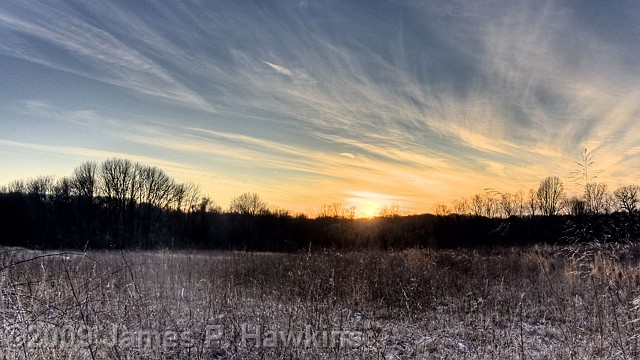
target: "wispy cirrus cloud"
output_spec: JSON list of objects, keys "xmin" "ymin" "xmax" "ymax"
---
[
  {"xmin": 263, "ymin": 61, "xmax": 293, "ymax": 77},
  {"xmin": 1, "ymin": 0, "xmax": 640, "ymax": 213},
  {"xmin": 0, "ymin": 1, "xmax": 214, "ymax": 112}
]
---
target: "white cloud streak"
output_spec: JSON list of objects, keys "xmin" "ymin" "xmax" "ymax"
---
[
  {"xmin": 0, "ymin": 2, "xmax": 215, "ymax": 112},
  {"xmin": 263, "ymin": 61, "xmax": 293, "ymax": 76}
]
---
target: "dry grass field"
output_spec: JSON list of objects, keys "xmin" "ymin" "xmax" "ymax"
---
[{"xmin": 1, "ymin": 244, "xmax": 640, "ymax": 359}]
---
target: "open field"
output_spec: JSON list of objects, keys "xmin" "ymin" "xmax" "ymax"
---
[{"xmin": 1, "ymin": 244, "xmax": 640, "ymax": 359}]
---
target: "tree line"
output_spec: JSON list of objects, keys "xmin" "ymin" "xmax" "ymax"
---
[
  {"xmin": 1, "ymin": 159, "xmax": 206, "ymax": 249},
  {"xmin": 1, "ymin": 156, "xmax": 639, "ymax": 251},
  {"xmin": 433, "ymin": 150, "xmax": 638, "ymax": 218},
  {"xmin": 433, "ymin": 175, "xmax": 639, "ymax": 218}
]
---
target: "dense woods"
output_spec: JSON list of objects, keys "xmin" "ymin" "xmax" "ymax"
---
[{"xmin": 1, "ymin": 158, "xmax": 639, "ymax": 251}]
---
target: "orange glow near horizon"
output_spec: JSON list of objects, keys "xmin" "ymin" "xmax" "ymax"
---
[
  {"xmin": 355, "ymin": 204, "xmax": 379, "ymax": 219},
  {"xmin": 345, "ymin": 191, "xmax": 394, "ymax": 218}
]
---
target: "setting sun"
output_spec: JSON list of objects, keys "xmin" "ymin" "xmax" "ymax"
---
[
  {"xmin": 346, "ymin": 191, "xmax": 398, "ymax": 219},
  {"xmin": 356, "ymin": 205, "xmax": 379, "ymax": 219}
]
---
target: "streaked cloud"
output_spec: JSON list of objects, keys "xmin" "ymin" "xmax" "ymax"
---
[
  {"xmin": 1, "ymin": 0, "xmax": 639, "ymax": 213},
  {"xmin": 263, "ymin": 61, "xmax": 293, "ymax": 77},
  {"xmin": 0, "ymin": 2, "xmax": 214, "ymax": 112}
]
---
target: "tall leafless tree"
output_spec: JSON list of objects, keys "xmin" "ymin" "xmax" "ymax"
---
[
  {"xmin": 614, "ymin": 185, "xmax": 640, "ymax": 213},
  {"xmin": 100, "ymin": 158, "xmax": 137, "ymax": 247},
  {"xmin": 135, "ymin": 164, "xmax": 175, "ymax": 209},
  {"xmin": 172, "ymin": 181, "xmax": 200, "ymax": 213},
  {"xmin": 451, "ymin": 198, "xmax": 470, "ymax": 215},
  {"xmin": 432, "ymin": 202, "xmax": 451, "ymax": 216},
  {"xmin": 5, "ymin": 179, "xmax": 26, "ymax": 193},
  {"xmin": 317, "ymin": 202, "xmax": 355, "ymax": 219},
  {"xmin": 498, "ymin": 193, "xmax": 516, "ymax": 218},
  {"xmin": 26, "ymin": 175, "xmax": 55, "ymax": 200},
  {"xmin": 71, "ymin": 161, "xmax": 98, "ymax": 199},
  {"xmin": 54, "ymin": 177, "xmax": 73, "ymax": 203},
  {"xmin": 100, "ymin": 158, "xmax": 136, "ymax": 205},
  {"xmin": 379, "ymin": 203, "xmax": 403, "ymax": 218},
  {"xmin": 230, "ymin": 192, "xmax": 269, "ymax": 216},
  {"xmin": 471, "ymin": 194, "xmax": 484, "ymax": 217},
  {"xmin": 584, "ymin": 182, "xmax": 608, "ymax": 214},
  {"xmin": 537, "ymin": 176, "xmax": 564, "ymax": 216},
  {"xmin": 513, "ymin": 190, "xmax": 527, "ymax": 217}
]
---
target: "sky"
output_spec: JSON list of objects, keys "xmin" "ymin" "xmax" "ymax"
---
[{"xmin": 1, "ymin": 0, "xmax": 639, "ymax": 216}]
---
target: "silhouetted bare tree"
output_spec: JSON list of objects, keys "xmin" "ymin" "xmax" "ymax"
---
[
  {"xmin": 53, "ymin": 177, "xmax": 72, "ymax": 203},
  {"xmin": 451, "ymin": 198, "xmax": 470, "ymax": 215},
  {"xmin": 172, "ymin": 181, "xmax": 200, "ymax": 213},
  {"xmin": 584, "ymin": 182, "xmax": 608, "ymax": 214},
  {"xmin": 513, "ymin": 190, "xmax": 527, "ymax": 217},
  {"xmin": 565, "ymin": 196, "xmax": 587, "ymax": 216},
  {"xmin": 317, "ymin": 202, "xmax": 355, "ymax": 219},
  {"xmin": 432, "ymin": 202, "xmax": 451, "ymax": 216},
  {"xmin": 100, "ymin": 158, "xmax": 137, "ymax": 247},
  {"xmin": 71, "ymin": 161, "xmax": 98, "ymax": 199},
  {"xmin": 2, "ymin": 179, "xmax": 26, "ymax": 193},
  {"xmin": 471, "ymin": 194, "xmax": 484, "ymax": 217},
  {"xmin": 498, "ymin": 193, "xmax": 516, "ymax": 218},
  {"xmin": 135, "ymin": 164, "xmax": 176, "ymax": 209},
  {"xmin": 229, "ymin": 192, "xmax": 269, "ymax": 216},
  {"xmin": 537, "ymin": 176, "xmax": 564, "ymax": 216},
  {"xmin": 100, "ymin": 158, "xmax": 136, "ymax": 205},
  {"xmin": 26, "ymin": 175, "xmax": 55, "ymax": 200},
  {"xmin": 379, "ymin": 203, "xmax": 403, "ymax": 218},
  {"xmin": 614, "ymin": 185, "xmax": 639, "ymax": 213}
]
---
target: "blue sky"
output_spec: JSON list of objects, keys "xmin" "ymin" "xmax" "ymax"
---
[{"xmin": 1, "ymin": 0, "xmax": 639, "ymax": 215}]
